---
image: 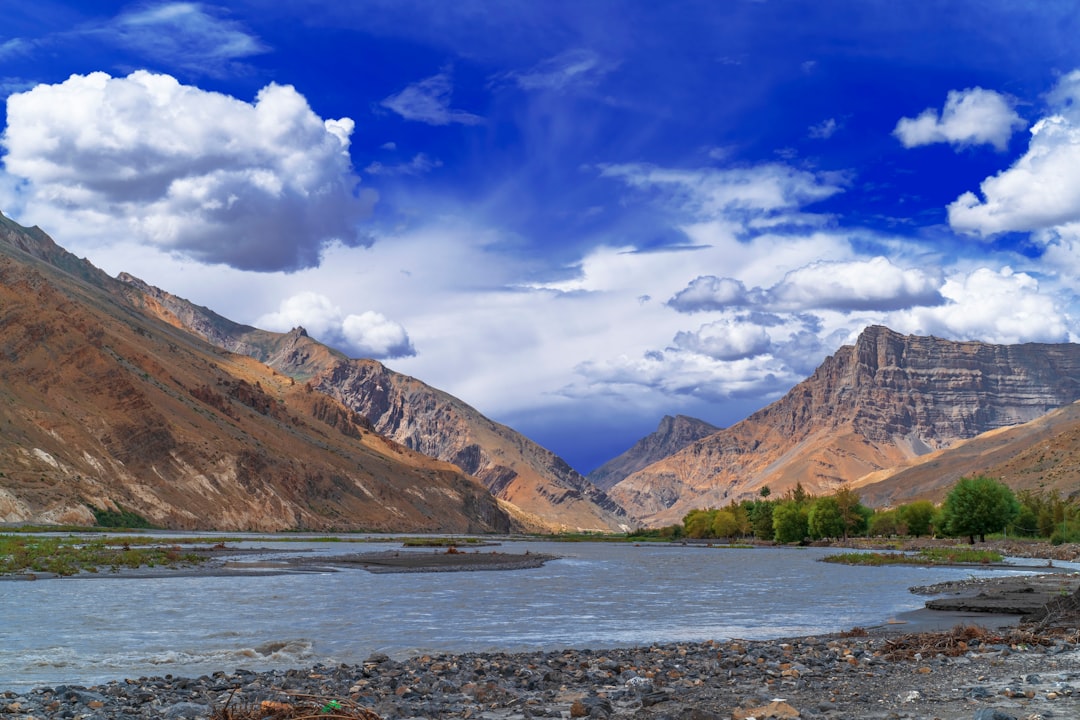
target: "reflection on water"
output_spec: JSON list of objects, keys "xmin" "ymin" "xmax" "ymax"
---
[{"xmin": 0, "ymin": 539, "xmax": 1037, "ymax": 689}]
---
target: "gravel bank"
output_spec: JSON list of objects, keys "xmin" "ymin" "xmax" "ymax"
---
[{"xmin": 3, "ymin": 625, "xmax": 1077, "ymax": 719}]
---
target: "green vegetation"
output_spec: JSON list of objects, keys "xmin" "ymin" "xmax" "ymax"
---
[
  {"xmin": 89, "ymin": 504, "xmax": 154, "ymax": 529},
  {"xmin": 823, "ymin": 547, "xmax": 1003, "ymax": 566},
  {"xmin": 401, "ymin": 537, "xmax": 488, "ymax": 547},
  {"xmin": 0, "ymin": 535, "xmax": 204, "ymax": 576},
  {"xmin": 938, "ymin": 475, "xmax": 1020, "ymax": 543}
]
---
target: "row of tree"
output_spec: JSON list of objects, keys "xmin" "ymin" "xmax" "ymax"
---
[{"xmin": 648, "ymin": 476, "xmax": 1080, "ymax": 544}]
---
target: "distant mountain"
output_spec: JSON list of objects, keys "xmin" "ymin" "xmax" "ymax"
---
[
  {"xmin": 856, "ymin": 400, "xmax": 1080, "ymax": 507},
  {"xmin": 587, "ymin": 415, "xmax": 721, "ymax": 491},
  {"xmin": 119, "ymin": 275, "xmax": 629, "ymax": 532},
  {"xmin": 609, "ymin": 325, "xmax": 1080, "ymax": 525},
  {"xmin": 0, "ymin": 212, "xmax": 510, "ymax": 532}
]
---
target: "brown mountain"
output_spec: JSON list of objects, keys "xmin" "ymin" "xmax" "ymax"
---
[
  {"xmin": 586, "ymin": 415, "xmax": 721, "ymax": 491},
  {"xmin": 855, "ymin": 400, "xmax": 1080, "ymax": 507},
  {"xmin": 117, "ymin": 275, "xmax": 629, "ymax": 532},
  {"xmin": 610, "ymin": 325, "xmax": 1080, "ymax": 525},
  {"xmin": 0, "ymin": 212, "xmax": 510, "ymax": 532}
]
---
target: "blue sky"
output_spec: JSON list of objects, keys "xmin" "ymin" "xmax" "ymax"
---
[{"xmin": 4, "ymin": 1, "xmax": 1080, "ymax": 473}]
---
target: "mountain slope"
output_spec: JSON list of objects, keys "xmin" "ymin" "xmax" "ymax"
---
[
  {"xmin": 118, "ymin": 274, "xmax": 629, "ymax": 532},
  {"xmin": 0, "ymin": 213, "xmax": 510, "ymax": 532},
  {"xmin": 586, "ymin": 415, "xmax": 721, "ymax": 491},
  {"xmin": 855, "ymin": 400, "xmax": 1080, "ymax": 507},
  {"xmin": 610, "ymin": 326, "xmax": 1080, "ymax": 525}
]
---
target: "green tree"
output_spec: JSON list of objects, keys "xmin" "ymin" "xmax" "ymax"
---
[
  {"xmin": 868, "ymin": 508, "xmax": 904, "ymax": 537},
  {"xmin": 940, "ymin": 476, "xmax": 1020, "ymax": 543},
  {"xmin": 711, "ymin": 509, "xmax": 741, "ymax": 538},
  {"xmin": 749, "ymin": 500, "xmax": 775, "ymax": 540},
  {"xmin": 833, "ymin": 486, "xmax": 868, "ymax": 539},
  {"xmin": 683, "ymin": 509, "xmax": 716, "ymax": 539},
  {"xmin": 899, "ymin": 500, "xmax": 936, "ymax": 538},
  {"xmin": 808, "ymin": 497, "xmax": 844, "ymax": 539},
  {"xmin": 773, "ymin": 500, "xmax": 809, "ymax": 543}
]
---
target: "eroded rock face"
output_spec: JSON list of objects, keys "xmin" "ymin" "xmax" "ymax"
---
[
  {"xmin": 611, "ymin": 326, "xmax": 1080, "ymax": 526},
  {"xmin": 114, "ymin": 245, "xmax": 628, "ymax": 532},
  {"xmin": 587, "ymin": 415, "xmax": 721, "ymax": 491},
  {"xmin": 313, "ymin": 360, "xmax": 629, "ymax": 532},
  {"xmin": 0, "ymin": 213, "xmax": 511, "ymax": 533}
]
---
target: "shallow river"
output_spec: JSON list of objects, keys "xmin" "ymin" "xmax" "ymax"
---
[{"xmin": 0, "ymin": 537, "xmax": 1046, "ymax": 689}]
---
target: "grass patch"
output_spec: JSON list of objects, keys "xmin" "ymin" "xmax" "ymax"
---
[
  {"xmin": 400, "ymin": 537, "xmax": 488, "ymax": 547},
  {"xmin": 823, "ymin": 547, "xmax": 1004, "ymax": 567},
  {"xmin": 0, "ymin": 535, "xmax": 205, "ymax": 576}
]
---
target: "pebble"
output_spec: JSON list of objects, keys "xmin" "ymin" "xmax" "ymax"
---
[{"xmin": 1, "ymin": 635, "xmax": 1078, "ymax": 719}]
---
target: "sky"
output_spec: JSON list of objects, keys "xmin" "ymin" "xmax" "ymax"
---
[{"xmin": 4, "ymin": 1, "xmax": 1080, "ymax": 474}]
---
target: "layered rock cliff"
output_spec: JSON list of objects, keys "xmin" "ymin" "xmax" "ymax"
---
[
  {"xmin": 0, "ymin": 213, "xmax": 511, "ymax": 532},
  {"xmin": 610, "ymin": 326, "xmax": 1080, "ymax": 525},
  {"xmin": 586, "ymin": 415, "xmax": 721, "ymax": 491},
  {"xmin": 119, "ymin": 273, "xmax": 629, "ymax": 532}
]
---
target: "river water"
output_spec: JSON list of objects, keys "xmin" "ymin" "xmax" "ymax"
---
[{"xmin": 0, "ymin": 537, "xmax": 1047, "ymax": 690}]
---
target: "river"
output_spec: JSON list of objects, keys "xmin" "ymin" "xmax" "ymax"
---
[{"xmin": 0, "ymin": 537, "xmax": 1046, "ymax": 690}]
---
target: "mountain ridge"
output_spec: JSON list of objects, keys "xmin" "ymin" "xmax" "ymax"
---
[
  {"xmin": 0, "ymin": 212, "xmax": 511, "ymax": 532},
  {"xmin": 610, "ymin": 326, "xmax": 1080, "ymax": 525},
  {"xmin": 116, "ymin": 272, "xmax": 629, "ymax": 532}
]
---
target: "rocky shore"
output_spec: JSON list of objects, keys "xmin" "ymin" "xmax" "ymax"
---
[{"xmin": 3, "ymin": 621, "xmax": 1077, "ymax": 720}]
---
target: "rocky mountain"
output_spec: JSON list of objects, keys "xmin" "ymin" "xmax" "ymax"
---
[
  {"xmin": 856, "ymin": 400, "xmax": 1080, "ymax": 507},
  {"xmin": 118, "ymin": 274, "xmax": 629, "ymax": 532},
  {"xmin": 609, "ymin": 325, "xmax": 1080, "ymax": 525},
  {"xmin": 586, "ymin": 415, "xmax": 721, "ymax": 491},
  {"xmin": 0, "ymin": 212, "xmax": 510, "ymax": 532}
]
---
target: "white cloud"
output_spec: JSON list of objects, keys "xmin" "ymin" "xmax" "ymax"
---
[
  {"xmin": 894, "ymin": 87, "xmax": 1025, "ymax": 151},
  {"xmin": 599, "ymin": 162, "xmax": 844, "ymax": 226},
  {"xmin": 767, "ymin": 257, "xmax": 944, "ymax": 312},
  {"xmin": 381, "ymin": 71, "xmax": 483, "ymax": 126},
  {"xmin": 668, "ymin": 276, "xmax": 749, "ymax": 312},
  {"xmin": 103, "ymin": 2, "xmax": 268, "ymax": 76},
  {"xmin": 501, "ymin": 49, "xmax": 615, "ymax": 92},
  {"xmin": 891, "ymin": 267, "xmax": 1069, "ymax": 344},
  {"xmin": 1, "ymin": 71, "xmax": 373, "ymax": 272},
  {"xmin": 808, "ymin": 117, "xmax": 838, "ymax": 139},
  {"xmin": 257, "ymin": 291, "xmax": 415, "ymax": 359},
  {"xmin": 365, "ymin": 153, "xmax": 442, "ymax": 176},
  {"xmin": 672, "ymin": 317, "xmax": 772, "ymax": 360},
  {"xmin": 946, "ymin": 72, "xmax": 1080, "ymax": 237}
]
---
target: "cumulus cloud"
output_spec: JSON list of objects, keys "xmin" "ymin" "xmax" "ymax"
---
[
  {"xmin": 667, "ymin": 258, "xmax": 943, "ymax": 314},
  {"xmin": 668, "ymin": 276, "xmax": 749, "ymax": 312},
  {"xmin": 103, "ymin": 2, "xmax": 268, "ymax": 76},
  {"xmin": 767, "ymin": 257, "xmax": 945, "ymax": 311},
  {"xmin": 894, "ymin": 87, "xmax": 1025, "ymax": 151},
  {"xmin": 892, "ymin": 267, "xmax": 1069, "ymax": 344},
  {"xmin": 381, "ymin": 71, "xmax": 483, "ymax": 126},
  {"xmin": 672, "ymin": 317, "xmax": 772, "ymax": 360},
  {"xmin": 257, "ymin": 292, "xmax": 415, "ymax": 359},
  {"xmin": 947, "ymin": 74, "xmax": 1080, "ymax": 237},
  {"xmin": 1, "ymin": 71, "xmax": 373, "ymax": 272}
]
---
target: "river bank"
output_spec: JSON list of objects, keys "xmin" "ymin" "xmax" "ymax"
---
[{"xmin": 3, "ymin": 617, "xmax": 1077, "ymax": 719}]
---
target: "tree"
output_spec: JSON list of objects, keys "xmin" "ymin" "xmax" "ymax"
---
[
  {"xmin": 711, "ymin": 509, "xmax": 741, "ymax": 538},
  {"xmin": 868, "ymin": 508, "xmax": 904, "ymax": 537},
  {"xmin": 808, "ymin": 497, "xmax": 844, "ymax": 540},
  {"xmin": 899, "ymin": 500, "xmax": 936, "ymax": 538},
  {"xmin": 833, "ymin": 486, "xmax": 868, "ymax": 539},
  {"xmin": 749, "ymin": 500, "xmax": 775, "ymax": 540},
  {"xmin": 940, "ymin": 476, "xmax": 1020, "ymax": 543},
  {"xmin": 773, "ymin": 500, "xmax": 809, "ymax": 543}
]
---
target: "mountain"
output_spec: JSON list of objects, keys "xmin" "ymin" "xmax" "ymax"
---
[
  {"xmin": 609, "ymin": 325, "xmax": 1080, "ymax": 525},
  {"xmin": 117, "ymin": 275, "xmax": 629, "ymax": 532},
  {"xmin": 586, "ymin": 415, "xmax": 721, "ymax": 491},
  {"xmin": 855, "ymin": 400, "xmax": 1080, "ymax": 507},
  {"xmin": 0, "ymin": 212, "xmax": 510, "ymax": 532}
]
